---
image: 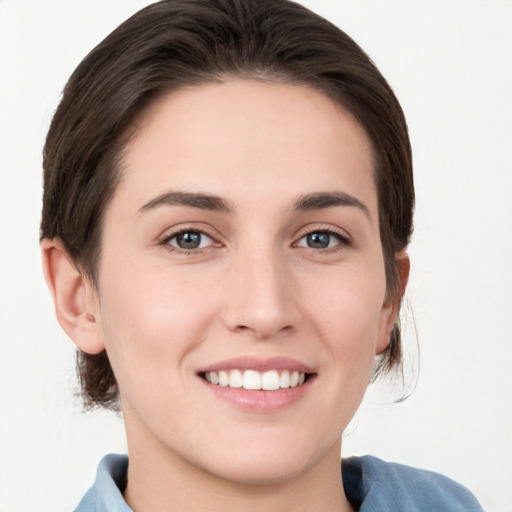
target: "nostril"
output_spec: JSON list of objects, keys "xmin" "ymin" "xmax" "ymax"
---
[{"xmin": 233, "ymin": 323, "xmax": 294, "ymax": 340}]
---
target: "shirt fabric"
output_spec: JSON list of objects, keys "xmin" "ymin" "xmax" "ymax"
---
[{"xmin": 75, "ymin": 453, "xmax": 483, "ymax": 511}]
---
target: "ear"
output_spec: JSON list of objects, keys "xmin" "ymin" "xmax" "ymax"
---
[
  {"xmin": 41, "ymin": 238, "xmax": 105, "ymax": 354},
  {"xmin": 376, "ymin": 251, "xmax": 410, "ymax": 354}
]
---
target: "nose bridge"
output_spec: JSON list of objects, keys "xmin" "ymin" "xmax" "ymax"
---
[{"xmin": 223, "ymin": 237, "xmax": 296, "ymax": 339}]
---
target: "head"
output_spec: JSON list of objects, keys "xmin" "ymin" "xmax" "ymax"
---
[{"xmin": 41, "ymin": 0, "xmax": 413, "ymax": 479}]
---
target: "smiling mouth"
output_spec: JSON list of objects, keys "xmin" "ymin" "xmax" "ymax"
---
[{"xmin": 200, "ymin": 369, "xmax": 313, "ymax": 390}]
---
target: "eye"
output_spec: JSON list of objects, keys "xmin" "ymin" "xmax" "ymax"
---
[
  {"xmin": 166, "ymin": 230, "xmax": 214, "ymax": 250},
  {"xmin": 296, "ymin": 230, "xmax": 347, "ymax": 250}
]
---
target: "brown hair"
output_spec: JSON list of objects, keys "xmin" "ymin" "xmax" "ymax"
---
[{"xmin": 41, "ymin": 0, "xmax": 414, "ymax": 409}]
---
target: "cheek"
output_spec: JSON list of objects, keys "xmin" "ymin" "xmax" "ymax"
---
[
  {"xmin": 303, "ymin": 265, "xmax": 386, "ymax": 384},
  {"xmin": 96, "ymin": 266, "xmax": 218, "ymax": 388},
  {"xmin": 101, "ymin": 262, "xmax": 211, "ymax": 331},
  {"xmin": 306, "ymin": 265, "xmax": 386, "ymax": 338}
]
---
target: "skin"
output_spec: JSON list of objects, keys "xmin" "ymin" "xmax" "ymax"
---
[{"xmin": 42, "ymin": 80, "xmax": 408, "ymax": 512}]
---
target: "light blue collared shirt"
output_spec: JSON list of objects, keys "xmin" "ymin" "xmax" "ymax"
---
[{"xmin": 75, "ymin": 453, "xmax": 484, "ymax": 511}]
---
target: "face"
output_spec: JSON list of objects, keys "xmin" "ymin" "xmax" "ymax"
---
[{"xmin": 89, "ymin": 80, "xmax": 397, "ymax": 484}]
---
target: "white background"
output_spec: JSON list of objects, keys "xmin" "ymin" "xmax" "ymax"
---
[{"xmin": 0, "ymin": 1, "xmax": 511, "ymax": 511}]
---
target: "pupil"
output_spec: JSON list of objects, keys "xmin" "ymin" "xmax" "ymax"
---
[
  {"xmin": 177, "ymin": 232, "xmax": 201, "ymax": 249},
  {"xmin": 307, "ymin": 232, "xmax": 330, "ymax": 249}
]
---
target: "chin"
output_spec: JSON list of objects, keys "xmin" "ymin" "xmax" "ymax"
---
[
  {"xmin": 194, "ymin": 430, "xmax": 334, "ymax": 486},
  {"xmin": 206, "ymin": 454, "xmax": 313, "ymax": 486}
]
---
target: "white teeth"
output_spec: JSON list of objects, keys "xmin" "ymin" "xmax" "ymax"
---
[
  {"xmin": 280, "ymin": 370, "xmax": 290, "ymax": 388},
  {"xmin": 261, "ymin": 370, "xmax": 280, "ymax": 390},
  {"xmin": 204, "ymin": 369, "xmax": 307, "ymax": 390},
  {"xmin": 243, "ymin": 370, "xmax": 261, "ymax": 390},
  {"xmin": 229, "ymin": 369, "xmax": 243, "ymax": 388},
  {"xmin": 218, "ymin": 370, "xmax": 229, "ymax": 387}
]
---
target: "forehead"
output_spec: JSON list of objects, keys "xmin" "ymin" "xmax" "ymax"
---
[{"xmin": 114, "ymin": 80, "xmax": 377, "ymax": 215}]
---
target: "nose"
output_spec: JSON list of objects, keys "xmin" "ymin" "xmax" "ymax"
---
[{"xmin": 222, "ymin": 245, "xmax": 298, "ymax": 340}]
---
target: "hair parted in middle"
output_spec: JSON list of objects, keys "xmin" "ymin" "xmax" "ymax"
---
[{"xmin": 41, "ymin": 0, "xmax": 414, "ymax": 409}]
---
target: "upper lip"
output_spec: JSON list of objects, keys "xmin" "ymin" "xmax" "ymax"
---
[{"xmin": 197, "ymin": 356, "xmax": 316, "ymax": 374}]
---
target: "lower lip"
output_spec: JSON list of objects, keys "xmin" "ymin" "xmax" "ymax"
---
[{"xmin": 200, "ymin": 376, "xmax": 315, "ymax": 412}]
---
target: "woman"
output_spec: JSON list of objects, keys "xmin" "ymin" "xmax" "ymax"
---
[{"xmin": 40, "ymin": 0, "xmax": 483, "ymax": 510}]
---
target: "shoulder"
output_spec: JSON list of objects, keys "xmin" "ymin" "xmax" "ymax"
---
[
  {"xmin": 75, "ymin": 453, "xmax": 483, "ymax": 511},
  {"xmin": 342, "ymin": 455, "xmax": 484, "ymax": 512},
  {"xmin": 74, "ymin": 454, "xmax": 131, "ymax": 512}
]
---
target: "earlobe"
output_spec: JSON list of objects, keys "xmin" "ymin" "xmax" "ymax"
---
[
  {"xmin": 376, "ymin": 251, "xmax": 410, "ymax": 354},
  {"xmin": 41, "ymin": 238, "xmax": 105, "ymax": 355}
]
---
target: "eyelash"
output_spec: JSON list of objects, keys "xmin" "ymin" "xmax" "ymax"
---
[
  {"xmin": 159, "ymin": 228, "xmax": 219, "ymax": 255},
  {"xmin": 294, "ymin": 227, "xmax": 352, "ymax": 253},
  {"xmin": 159, "ymin": 226, "xmax": 351, "ymax": 255}
]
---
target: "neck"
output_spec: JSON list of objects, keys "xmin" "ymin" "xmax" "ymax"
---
[{"xmin": 123, "ymin": 419, "xmax": 353, "ymax": 512}]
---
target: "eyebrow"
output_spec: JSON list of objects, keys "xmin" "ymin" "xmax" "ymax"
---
[
  {"xmin": 138, "ymin": 189, "xmax": 370, "ymax": 219},
  {"xmin": 138, "ymin": 191, "xmax": 234, "ymax": 214},
  {"xmin": 293, "ymin": 191, "xmax": 370, "ymax": 218}
]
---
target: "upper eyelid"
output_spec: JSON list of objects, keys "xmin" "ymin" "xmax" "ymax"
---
[
  {"xmin": 294, "ymin": 224, "xmax": 351, "ymax": 241},
  {"xmin": 158, "ymin": 225, "xmax": 219, "ymax": 243},
  {"xmin": 160, "ymin": 229, "xmax": 220, "ymax": 254},
  {"xmin": 292, "ymin": 226, "xmax": 353, "ymax": 253},
  {"xmin": 157, "ymin": 223, "xmax": 351, "ymax": 246},
  {"xmin": 167, "ymin": 230, "xmax": 213, "ymax": 242}
]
